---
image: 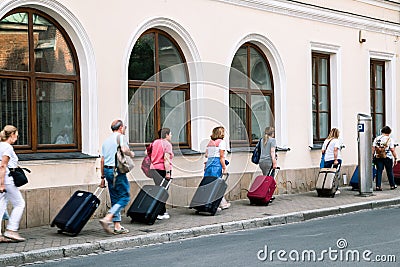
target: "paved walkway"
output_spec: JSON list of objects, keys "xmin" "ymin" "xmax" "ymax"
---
[{"xmin": 1, "ymin": 183, "xmax": 400, "ymax": 266}]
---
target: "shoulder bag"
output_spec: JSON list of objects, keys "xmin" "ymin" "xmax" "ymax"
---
[
  {"xmin": 141, "ymin": 143, "xmax": 153, "ymax": 178},
  {"xmin": 115, "ymin": 135, "xmax": 135, "ymax": 174},
  {"xmin": 9, "ymin": 167, "xmax": 31, "ymax": 187},
  {"xmin": 320, "ymin": 139, "xmax": 333, "ymax": 169}
]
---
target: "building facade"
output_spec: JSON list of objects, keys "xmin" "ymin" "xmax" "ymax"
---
[{"xmin": 0, "ymin": 0, "xmax": 399, "ymax": 228}]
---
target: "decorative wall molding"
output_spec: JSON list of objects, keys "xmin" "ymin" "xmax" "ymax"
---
[{"xmin": 215, "ymin": 0, "xmax": 400, "ymax": 36}]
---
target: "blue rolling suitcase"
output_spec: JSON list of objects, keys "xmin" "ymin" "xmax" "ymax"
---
[
  {"xmin": 349, "ymin": 166, "xmax": 376, "ymax": 190},
  {"xmin": 51, "ymin": 187, "xmax": 104, "ymax": 236},
  {"xmin": 189, "ymin": 173, "xmax": 229, "ymax": 215},
  {"xmin": 127, "ymin": 179, "xmax": 171, "ymax": 225}
]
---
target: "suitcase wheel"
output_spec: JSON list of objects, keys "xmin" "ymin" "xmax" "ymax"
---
[{"xmin": 195, "ymin": 210, "xmax": 200, "ymax": 215}]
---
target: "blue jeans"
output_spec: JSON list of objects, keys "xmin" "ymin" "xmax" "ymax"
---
[
  {"xmin": 324, "ymin": 159, "xmax": 342, "ymax": 171},
  {"xmin": 104, "ymin": 168, "xmax": 130, "ymax": 222},
  {"xmin": 375, "ymin": 158, "xmax": 395, "ymax": 187}
]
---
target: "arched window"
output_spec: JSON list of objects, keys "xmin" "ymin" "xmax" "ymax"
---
[
  {"xmin": 128, "ymin": 29, "xmax": 190, "ymax": 146},
  {"xmin": 0, "ymin": 8, "xmax": 81, "ymax": 152},
  {"xmin": 229, "ymin": 43, "xmax": 274, "ymax": 145}
]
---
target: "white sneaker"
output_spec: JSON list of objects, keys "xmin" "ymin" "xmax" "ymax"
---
[
  {"xmin": 157, "ymin": 213, "xmax": 170, "ymax": 220},
  {"xmin": 335, "ymin": 190, "xmax": 341, "ymax": 195}
]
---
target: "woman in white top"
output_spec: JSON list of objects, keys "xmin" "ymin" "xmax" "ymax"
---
[
  {"xmin": 0, "ymin": 125, "xmax": 26, "ymax": 242},
  {"xmin": 321, "ymin": 128, "xmax": 342, "ymax": 169},
  {"xmin": 204, "ymin": 126, "xmax": 230, "ymax": 209}
]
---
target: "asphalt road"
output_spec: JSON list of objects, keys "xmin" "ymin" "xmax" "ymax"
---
[{"xmin": 31, "ymin": 206, "xmax": 400, "ymax": 267}]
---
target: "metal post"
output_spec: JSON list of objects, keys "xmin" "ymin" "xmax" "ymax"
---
[{"xmin": 357, "ymin": 113, "xmax": 373, "ymax": 196}]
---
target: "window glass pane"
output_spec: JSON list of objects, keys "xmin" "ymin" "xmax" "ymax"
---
[
  {"xmin": 370, "ymin": 91, "xmax": 374, "ymax": 114},
  {"xmin": 312, "ymin": 85, "xmax": 317, "ymax": 110},
  {"xmin": 128, "ymin": 33, "xmax": 155, "ymax": 81},
  {"xmin": 318, "ymin": 58, "xmax": 328, "ymax": 84},
  {"xmin": 160, "ymin": 90, "xmax": 186, "ymax": 143},
  {"xmin": 230, "ymin": 47, "xmax": 247, "ymax": 89},
  {"xmin": 0, "ymin": 13, "xmax": 29, "ymax": 71},
  {"xmin": 0, "ymin": 78, "xmax": 29, "ymax": 145},
  {"xmin": 375, "ymin": 65, "xmax": 383, "ymax": 89},
  {"xmin": 128, "ymin": 87, "xmax": 155, "ymax": 143},
  {"xmin": 158, "ymin": 34, "xmax": 187, "ymax": 84},
  {"xmin": 312, "ymin": 58, "xmax": 316, "ymax": 84},
  {"xmin": 33, "ymin": 15, "xmax": 76, "ymax": 75},
  {"xmin": 312, "ymin": 112, "xmax": 317, "ymax": 140},
  {"xmin": 375, "ymin": 90, "xmax": 384, "ymax": 113},
  {"xmin": 229, "ymin": 93, "xmax": 247, "ymax": 141},
  {"xmin": 249, "ymin": 47, "xmax": 272, "ymax": 90},
  {"xmin": 36, "ymin": 81, "xmax": 74, "ymax": 144},
  {"xmin": 319, "ymin": 113, "xmax": 328, "ymax": 139},
  {"xmin": 319, "ymin": 85, "xmax": 328, "ymax": 111},
  {"xmin": 251, "ymin": 95, "xmax": 272, "ymax": 141},
  {"xmin": 375, "ymin": 114, "xmax": 384, "ymax": 137}
]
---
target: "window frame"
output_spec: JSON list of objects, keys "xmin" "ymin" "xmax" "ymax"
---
[
  {"xmin": 127, "ymin": 29, "xmax": 191, "ymax": 148},
  {"xmin": 312, "ymin": 52, "xmax": 331, "ymax": 143},
  {"xmin": 370, "ymin": 60, "xmax": 385, "ymax": 138},
  {"xmin": 229, "ymin": 43, "xmax": 274, "ymax": 147},
  {"xmin": 0, "ymin": 7, "xmax": 81, "ymax": 153}
]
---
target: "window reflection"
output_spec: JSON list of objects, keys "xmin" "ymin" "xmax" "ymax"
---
[{"xmin": 0, "ymin": 13, "xmax": 29, "ymax": 71}]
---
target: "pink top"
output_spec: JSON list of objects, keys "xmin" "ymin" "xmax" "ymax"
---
[{"xmin": 150, "ymin": 139, "xmax": 174, "ymax": 170}]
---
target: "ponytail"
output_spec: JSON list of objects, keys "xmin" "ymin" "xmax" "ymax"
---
[{"xmin": 263, "ymin": 127, "xmax": 275, "ymax": 146}]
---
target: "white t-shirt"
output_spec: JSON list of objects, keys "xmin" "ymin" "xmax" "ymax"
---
[
  {"xmin": 0, "ymin": 142, "xmax": 19, "ymax": 184},
  {"xmin": 373, "ymin": 135, "xmax": 394, "ymax": 159},
  {"xmin": 322, "ymin": 138, "xmax": 342, "ymax": 161},
  {"xmin": 206, "ymin": 139, "xmax": 227, "ymax": 158}
]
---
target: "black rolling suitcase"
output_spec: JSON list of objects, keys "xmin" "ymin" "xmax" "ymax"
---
[
  {"xmin": 127, "ymin": 178, "xmax": 172, "ymax": 225},
  {"xmin": 51, "ymin": 187, "xmax": 104, "ymax": 236},
  {"xmin": 189, "ymin": 173, "xmax": 229, "ymax": 215}
]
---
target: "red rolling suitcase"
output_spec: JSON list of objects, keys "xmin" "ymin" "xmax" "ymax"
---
[
  {"xmin": 127, "ymin": 178, "xmax": 171, "ymax": 225},
  {"xmin": 393, "ymin": 160, "xmax": 400, "ymax": 184},
  {"xmin": 247, "ymin": 167, "xmax": 279, "ymax": 205},
  {"xmin": 51, "ymin": 187, "xmax": 104, "ymax": 236}
]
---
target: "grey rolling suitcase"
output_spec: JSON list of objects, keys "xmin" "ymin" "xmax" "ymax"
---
[
  {"xmin": 189, "ymin": 173, "xmax": 229, "ymax": 215},
  {"xmin": 316, "ymin": 165, "xmax": 340, "ymax": 197}
]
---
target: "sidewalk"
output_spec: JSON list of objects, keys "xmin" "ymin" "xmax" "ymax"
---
[{"xmin": 1, "ymin": 183, "xmax": 400, "ymax": 266}]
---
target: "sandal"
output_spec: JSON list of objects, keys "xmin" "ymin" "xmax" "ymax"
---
[
  {"xmin": 99, "ymin": 218, "xmax": 114, "ymax": 234},
  {"xmin": 376, "ymin": 187, "xmax": 382, "ymax": 191},
  {"xmin": 4, "ymin": 231, "xmax": 25, "ymax": 242},
  {"xmin": 0, "ymin": 235, "xmax": 13, "ymax": 243},
  {"xmin": 391, "ymin": 185, "xmax": 397, "ymax": 190},
  {"xmin": 113, "ymin": 226, "xmax": 130, "ymax": 235}
]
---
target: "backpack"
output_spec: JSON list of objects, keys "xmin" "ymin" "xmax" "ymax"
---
[
  {"xmin": 251, "ymin": 139, "xmax": 262, "ymax": 164},
  {"xmin": 375, "ymin": 137, "xmax": 389, "ymax": 159},
  {"xmin": 141, "ymin": 143, "xmax": 153, "ymax": 178}
]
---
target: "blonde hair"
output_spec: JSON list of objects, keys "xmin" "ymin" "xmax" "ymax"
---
[
  {"xmin": 327, "ymin": 128, "xmax": 340, "ymax": 140},
  {"xmin": 0, "ymin": 125, "xmax": 18, "ymax": 141},
  {"xmin": 210, "ymin": 126, "xmax": 225, "ymax": 140},
  {"xmin": 263, "ymin": 127, "xmax": 275, "ymax": 146}
]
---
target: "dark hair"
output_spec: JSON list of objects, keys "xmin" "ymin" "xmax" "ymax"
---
[
  {"xmin": 111, "ymin": 120, "xmax": 123, "ymax": 131},
  {"xmin": 381, "ymin": 126, "xmax": 392, "ymax": 135},
  {"xmin": 160, "ymin": 128, "xmax": 170, "ymax": 139}
]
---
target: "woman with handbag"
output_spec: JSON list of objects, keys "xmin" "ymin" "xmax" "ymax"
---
[{"xmin": 0, "ymin": 125, "xmax": 26, "ymax": 242}]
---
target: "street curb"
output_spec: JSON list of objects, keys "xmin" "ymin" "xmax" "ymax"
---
[{"xmin": 1, "ymin": 196, "xmax": 400, "ymax": 266}]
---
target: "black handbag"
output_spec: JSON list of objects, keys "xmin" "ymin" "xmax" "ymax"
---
[{"xmin": 9, "ymin": 167, "xmax": 30, "ymax": 187}]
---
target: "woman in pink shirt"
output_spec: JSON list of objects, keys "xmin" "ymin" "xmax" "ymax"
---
[{"xmin": 149, "ymin": 128, "xmax": 173, "ymax": 220}]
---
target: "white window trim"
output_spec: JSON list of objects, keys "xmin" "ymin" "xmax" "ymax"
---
[
  {"xmin": 228, "ymin": 33, "xmax": 288, "ymax": 149},
  {"xmin": 369, "ymin": 51, "xmax": 397, "ymax": 138},
  {"xmin": 0, "ymin": 0, "xmax": 98, "ymax": 155},
  {"xmin": 310, "ymin": 42, "xmax": 342, "ymax": 146}
]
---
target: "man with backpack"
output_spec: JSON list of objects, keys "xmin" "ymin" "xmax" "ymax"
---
[{"xmin": 372, "ymin": 126, "xmax": 398, "ymax": 191}]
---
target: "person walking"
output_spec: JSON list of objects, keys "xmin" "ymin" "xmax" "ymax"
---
[
  {"xmin": 321, "ymin": 128, "xmax": 343, "ymax": 169},
  {"xmin": 149, "ymin": 128, "xmax": 174, "ymax": 220},
  {"xmin": 258, "ymin": 127, "xmax": 278, "ymax": 177},
  {"xmin": 204, "ymin": 126, "xmax": 230, "ymax": 210},
  {"xmin": 372, "ymin": 126, "xmax": 398, "ymax": 191},
  {"xmin": 99, "ymin": 120, "xmax": 134, "ymax": 234},
  {"xmin": 0, "ymin": 125, "xmax": 26, "ymax": 242}
]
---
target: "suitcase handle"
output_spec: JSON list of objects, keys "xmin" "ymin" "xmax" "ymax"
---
[
  {"xmin": 160, "ymin": 178, "xmax": 173, "ymax": 190},
  {"xmin": 93, "ymin": 186, "xmax": 106, "ymax": 198},
  {"xmin": 268, "ymin": 167, "xmax": 280, "ymax": 178}
]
